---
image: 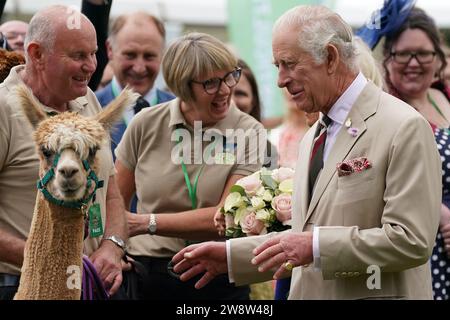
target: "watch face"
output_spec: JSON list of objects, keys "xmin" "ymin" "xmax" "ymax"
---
[{"xmin": 109, "ymin": 236, "xmax": 125, "ymax": 248}]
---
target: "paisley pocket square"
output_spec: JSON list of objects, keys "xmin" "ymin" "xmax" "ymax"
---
[{"xmin": 336, "ymin": 157, "xmax": 372, "ymax": 177}]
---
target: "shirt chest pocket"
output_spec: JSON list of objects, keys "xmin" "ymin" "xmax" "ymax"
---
[{"xmin": 335, "ymin": 168, "xmax": 376, "ymax": 204}]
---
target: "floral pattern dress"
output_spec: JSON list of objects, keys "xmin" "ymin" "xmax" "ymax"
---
[{"xmin": 432, "ymin": 126, "xmax": 450, "ymax": 300}]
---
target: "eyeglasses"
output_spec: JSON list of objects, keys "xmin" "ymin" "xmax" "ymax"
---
[
  {"xmin": 191, "ymin": 68, "xmax": 242, "ymax": 95},
  {"xmin": 390, "ymin": 50, "xmax": 436, "ymax": 64},
  {"xmin": 3, "ymin": 31, "xmax": 26, "ymax": 40}
]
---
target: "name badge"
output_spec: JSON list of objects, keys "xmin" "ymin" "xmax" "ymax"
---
[{"xmin": 89, "ymin": 203, "xmax": 104, "ymax": 238}]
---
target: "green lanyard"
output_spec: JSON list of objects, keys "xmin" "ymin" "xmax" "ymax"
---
[
  {"xmin": 181, "ymin": 161, "xmax": 203, "ymax": 210},
  {"xmin": 428, "ymin": 92, "xmax": 450, "ymax": 124},
  {"xmin": 176, "ymin": 128, "xmax": 218, "ymax": 209}
]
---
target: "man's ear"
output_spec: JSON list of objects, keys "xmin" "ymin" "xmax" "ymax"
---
[
  {"xmin": 27, "ymin": 42, "xmax": 45, "ymax": 69},
  {"xmin": 325, "ymin": 44, "xmax": 340, "ymax": 75},
  {"xmin": 106, "ymin": 39, "xmax": 114, "ymax": 60}
]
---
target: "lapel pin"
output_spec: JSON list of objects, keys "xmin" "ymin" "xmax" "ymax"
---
[
  {"xmin": 345, "ymin": 119, "xmax": 352, "ymax": 128},
  {"xmin": 347, "ymin": 127, "xmax": 359, "ymax": 137}
]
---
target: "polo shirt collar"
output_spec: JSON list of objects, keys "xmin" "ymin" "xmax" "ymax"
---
[
  {"xmin": 5, "ymin": 65, "xmax": 87, "ymax": 114},
  {"xmin": 168, "ymin": 98, "xmax": 241, "ymax": 136}
]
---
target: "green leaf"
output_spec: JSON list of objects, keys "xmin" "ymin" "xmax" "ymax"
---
[
  {"xmin": 230, "ymin": 185, "xmax": 245, "ymax": 196},
  {"xmin": 261, "ymin": 174, "xmax": 277, "ymax": 190}
]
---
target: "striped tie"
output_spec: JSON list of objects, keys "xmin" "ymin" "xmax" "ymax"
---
[{"xmin": 308, "ymin": 114, "xmax": 332, "ymax": 202}]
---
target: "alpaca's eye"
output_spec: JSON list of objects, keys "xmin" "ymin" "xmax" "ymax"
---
[
  {"xmin": 88, "ymin": 147, "xmax": 98, "ymax": 159},
  {"xmin": 41, "ymin": 147, "xmax": 53, "ymax": 159}
]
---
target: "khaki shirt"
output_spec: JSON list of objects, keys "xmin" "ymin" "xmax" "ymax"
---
[
  {"xmin": 0, "ymin": 65, "xmax": 114, "ymax": 274},
  {"xmin": 116, "ymin": 98, "xmax": 265, "ymax": 257}
]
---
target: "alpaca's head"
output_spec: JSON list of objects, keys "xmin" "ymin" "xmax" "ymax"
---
[
  {"xmin": 10, "ymin": 84, "xmax": 138, "ymax": 203},
  {"xmin": 33, "ymin": 112, "xmax": 107, "ymax": 201}
]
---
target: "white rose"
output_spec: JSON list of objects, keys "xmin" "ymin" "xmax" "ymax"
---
[{"xmin": 250, "ymin": 196, "xmax": 265, "ymax": 210}]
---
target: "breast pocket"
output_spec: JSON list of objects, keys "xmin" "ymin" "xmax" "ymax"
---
[{"xmin": 335, "ymin": 168, "xmax": 375, "ymax": 204}]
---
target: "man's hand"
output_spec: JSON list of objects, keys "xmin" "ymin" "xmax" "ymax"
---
[
  {"xmin": 89, "ymin": 240, "xmax": 124, "ymax": 296},
  {"xmin": 252, "ymin": 232, "xmax": 313, "ymax": 280},
  {"xmin": 440, "ymin": 204, "xmax": 450, "ymax": 258},
  {"xmin": 172, "ymin": 241, "xmax": 228, "ymax": 289}
]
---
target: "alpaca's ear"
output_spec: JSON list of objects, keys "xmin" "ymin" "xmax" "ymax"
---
[
  {"xmin": 7, "ymin": 84, "xmax": 48, "ymax": 129},
  {"xmin": 95, "ymin": 87, "xmax": 138, "ymax": 131}
]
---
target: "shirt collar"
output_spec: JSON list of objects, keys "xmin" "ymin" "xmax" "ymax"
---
[
  {"xmin": 168, "ymin": 98, "xmax": 241, "ymax": 136},
  {"xmin": 325, "ymin": 72, "xmax": 367, "ymax": 125},
  {"xmin": 111, "ymin": 76, "xmax": 157, "ymax": 104},
  {"xmin": 5, "ymin": 65, "xmax": 87, "ymax": 114}
]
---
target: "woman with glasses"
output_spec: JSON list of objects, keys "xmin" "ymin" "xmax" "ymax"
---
[
  {"xmin": 383, "ymin": 7, "xmax": 450, "ymax": 300},
  {"xmin": 114, "ymin": 32, "xmax": 265, "ymax": 299}
]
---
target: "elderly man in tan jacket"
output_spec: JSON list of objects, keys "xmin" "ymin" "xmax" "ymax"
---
[{"xmin": 171, "ymin": 5, "xmax": 441, "ymax": 300}]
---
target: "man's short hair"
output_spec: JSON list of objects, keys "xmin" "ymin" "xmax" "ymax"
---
[
  {"xmin": 108, "ymin": 12, "xmax": 166, "ymax": 48},
  {"xmin": 162, "ymin": 32, "xmax": 237, "ymax": 103}
]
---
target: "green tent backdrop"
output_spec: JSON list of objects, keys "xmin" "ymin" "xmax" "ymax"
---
[{"xmin": 227, "ymin": 0, "xmax": 329, "ymax": 119}]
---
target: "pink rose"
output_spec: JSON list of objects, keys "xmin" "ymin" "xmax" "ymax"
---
[
  {"xmin": 236, "ymin": 173, "xmax": 262, "ymax": 197},
  {"xmin": 271, "ymin": 167, "xmax": 295, "ymax": 183},
  {"xmin": 272, "ymin": 194, "xmax": 292, "ymax": 224},
  {"xmin": 240, "ymin": 212, "xmax": 266, "ymax": 235}
]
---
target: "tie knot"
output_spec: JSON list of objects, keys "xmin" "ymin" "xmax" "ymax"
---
[
  {"xmin": 134, "ymin": 96, "xmax": 150, "ymax": 114},
  {"xmin": 320, "ymin": 114, "xmax": 332, "ymax": 128}
]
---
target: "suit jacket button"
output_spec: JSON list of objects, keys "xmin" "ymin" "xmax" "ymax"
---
[
  {"xmin": 354, "ymin": 272, "xmax": 360, "ymax": 276},
  {"xmin": 341, "ymin": 272, "xmax": 347, "ymax": 277},
  {"xmin": 347, "ymin": 272, "xmax": 353, "ymax": 277},
  {"xmin": 335, "ymin": 272, "xmax": 340, "ymax": 278}
]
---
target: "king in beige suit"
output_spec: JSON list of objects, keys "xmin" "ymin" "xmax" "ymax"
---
[{"xmin": 171, "ymin": 5, "xmax": 442, "ymax": 299}]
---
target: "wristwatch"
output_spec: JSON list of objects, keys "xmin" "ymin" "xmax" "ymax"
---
[
  {"xmin": 105, "ymin": 235, "xmax": 127, "ymax": 252},
  {"xmin": 148, "ymin": 213, "xmax": 157, "ymax": 235}
]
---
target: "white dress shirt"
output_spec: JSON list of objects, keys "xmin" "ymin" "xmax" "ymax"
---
[{"xmin": 313, "ymin": 72, "xmax": 367, "ymax": 270}]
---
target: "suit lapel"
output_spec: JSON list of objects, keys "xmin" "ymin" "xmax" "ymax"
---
[
  {"xmin": 292, "ymin": 127, "xmax": 315, "ymax": 229},
  {"xmin": 303, "ymin": 82, "xmax": 380, "ymax": 225}
]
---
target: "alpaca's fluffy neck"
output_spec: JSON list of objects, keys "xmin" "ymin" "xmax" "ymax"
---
[{"xmin": 15, "ymin": 192, "xmax": 85, "ymax": 300}]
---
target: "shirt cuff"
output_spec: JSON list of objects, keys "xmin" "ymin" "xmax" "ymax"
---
[
  {"xmin": 226, "ymin": 239, "xmax": 235, "ymax": 283},
  {"xmin": 313, "ymin": 226, "xmax": 321, "ymax": 271}
]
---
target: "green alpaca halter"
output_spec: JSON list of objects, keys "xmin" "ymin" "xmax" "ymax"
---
[{"xmin": 37, "ymin": 152, "xmax": 104, "ymax": 213}]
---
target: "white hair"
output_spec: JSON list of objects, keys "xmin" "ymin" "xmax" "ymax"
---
[{"xmin": 273, "ymin": 5, "xmax": 357, "ymax": 72}]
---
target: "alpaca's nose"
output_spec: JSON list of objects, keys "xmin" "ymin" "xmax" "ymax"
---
[{"xmin": 58, "ymin": 166, "xmax": 79, "ymax": 178}]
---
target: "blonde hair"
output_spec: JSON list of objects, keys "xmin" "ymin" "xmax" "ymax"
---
[
  {"xmin": 354, "ymin": 37, "xmax": 385, "ymax": 88},
  {"xmin": 162, "ymin": 32, "xmax": 237, "ymax": 103}
]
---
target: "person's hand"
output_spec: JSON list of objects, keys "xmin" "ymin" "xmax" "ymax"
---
[
  {"xmin": 440, "ymin": 204, "xmax": 450, "ymax": 258},
  {"xmin": 172, "ymin": 241, "xmax": 228, "ymax": 289},
  {"xmin": 213, "ymin": 207, "xmax": 225, "ymax": 237},
  {"xmin": 252, "ymin": 232, "xmax": 313, "ymax": 280},
  {"xmin": 442, "ymin": 224, "xmax": 450, "ymax": 258},
  {"xmin": 89, "ymin": 240, "xmax": 124, "ymax": 295}
]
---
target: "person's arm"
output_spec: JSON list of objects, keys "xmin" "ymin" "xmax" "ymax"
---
[
  {"xmin": 89, "ymin": 175, "xmax": 127, "ymax": 295},
  {"xmin": 82, "ymin": 0, "xmax": 112, "ymax": 91},
  {"xmin": 115, "ymin": 159, "xmax": 244, "ymax": 240},
  {"xmin": 0, "ymin": 228, "xmax": 25, "ymax": 267}
]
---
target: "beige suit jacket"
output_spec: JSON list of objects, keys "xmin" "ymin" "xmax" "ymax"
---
[{"xmin": 230, "ymin": 82, "xmax": 441, "ymax": 299}]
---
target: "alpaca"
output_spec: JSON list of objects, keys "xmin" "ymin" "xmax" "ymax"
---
[{"xmin": 9, "ymin": 84, "xmax": 137, "ymax": 300}]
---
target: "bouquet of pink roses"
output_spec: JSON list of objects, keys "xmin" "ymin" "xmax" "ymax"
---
[{"xmin": 220, "ymin": 167, "xmax": 294, "ymax": 238}]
